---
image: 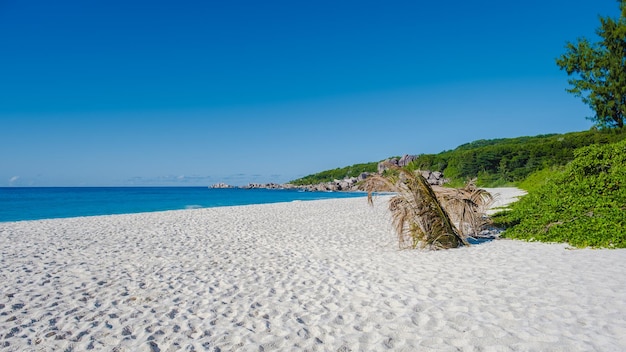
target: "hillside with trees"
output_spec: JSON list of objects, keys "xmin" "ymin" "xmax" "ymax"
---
[
  {"xmin": 409, "ymin": 128, "xmax": 626, "ymax": 186},
  {"xmin": 290, "ymin": 128, "xmax": 626, "ymax": 187},
  {"xmin": 290, "ymin": 162, "xmax": 378, "ymax": 186}
]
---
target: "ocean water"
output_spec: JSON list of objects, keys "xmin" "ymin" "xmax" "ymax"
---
[{"xmin": 0, "ymin": 187, "xmax": 368, "ymax": 222}]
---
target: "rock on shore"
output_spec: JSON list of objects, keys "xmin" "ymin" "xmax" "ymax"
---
[{"xmin": 210, "ymin": 154, "xmax": 449, "ymax": 191}]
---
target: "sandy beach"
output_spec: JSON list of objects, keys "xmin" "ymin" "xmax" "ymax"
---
[{"xmin": 1, "ymin": 188, "xmax": 625, "ymax": 351}]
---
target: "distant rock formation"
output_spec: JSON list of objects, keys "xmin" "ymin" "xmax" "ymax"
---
[
  {"xmin": 398, "ymin": 154, "xmax": 417, "ymax": 167},
  {"xmin": 378, "ymin": 157, "xmax": 399, "ymax": 173},
  {"xmin": 378, "ymin": 154, "xmax": 418, "ymax": 173},
  {"xmin": 419, "ymin": 170, "xmax": 448, "ymax": 186},
  {"xmin": 294, "ymin": 172, "xmax": 370, "ymax": 192},
  {"xmin": 377, "ymin": 154, "xmax": 448, "ymax": 186},
  {"xmin": 210, "ymin": 155, "xmax": 448, "ymax": 191},
  {"xmin": 239, "ymin": 172, "xmax": 370, "ymax": 192},
  {"xmin": 242, "ymin": 183, "xmax": 286, "ymax": 190},
  {"xmin": 208, "ymin": 183, "xmax": 234, "ymax": 189},
  {"xmin": 208, "ymin": 173, "xmax": 372, "ymax": 192}
]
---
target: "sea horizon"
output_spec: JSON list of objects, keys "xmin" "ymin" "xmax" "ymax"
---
[{"xmin": 0, "ymin": 186, "xmax": 367, "ymax": 223}]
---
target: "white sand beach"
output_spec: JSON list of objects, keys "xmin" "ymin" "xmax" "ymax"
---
[
  {"xmin": 1, "ymin": 188, "xmax": 625, "ymax": 351},
  {"xmin": 483, "ymin": 188, "xmax": 528, "ymax": 215}
]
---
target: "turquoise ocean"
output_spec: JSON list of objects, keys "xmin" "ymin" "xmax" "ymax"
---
[{"xmin": 0, "ymin": 187, "xmax": 368, "ymax": 222}]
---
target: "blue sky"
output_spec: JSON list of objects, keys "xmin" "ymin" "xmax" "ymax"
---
[{"xmin": 0, "ymin": 0, "xmax": 619, "ymax": 186}]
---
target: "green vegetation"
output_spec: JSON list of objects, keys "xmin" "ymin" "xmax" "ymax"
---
[
  {"xmin": 409, "ymin": 129, "xmax": 626, "ymax": 186},
  {"xmin": 516, "ymin": 166, "xmax": 565, "ymax": 193},
  {"xmin": 290, "ymin": 162, "xmax": 378, "ymax": 185},
  {"xmin": 556, "ymin": 0, "xmax": 626, "ymax": 129},
  {"xmin": 493, "ymin": 139, "xmax": 626, "ymax": 248},
  {"xmin": 291, "ymin": 129, "xmax": 626, "ymax": 187}
]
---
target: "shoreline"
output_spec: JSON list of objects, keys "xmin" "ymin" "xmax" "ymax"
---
[
  {"xmin": 0, "ymin": 187, "xmax": 370, "ymax": 224},
  {"xmin": 1, "ymin": 186, "xmax": 519, "ymax": 224},
  {"xmin": 1, "ymin": 191, "xmax": 625, "ymax": 351}
]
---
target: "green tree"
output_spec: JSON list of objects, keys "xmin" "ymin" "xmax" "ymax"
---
[
  {"xmin": 556, "ymin": 0, "xmax": 626, "ymax": 129},
  {"xmin": 495, "ymin": 139, "xmax": 626, "ymax": 248}
]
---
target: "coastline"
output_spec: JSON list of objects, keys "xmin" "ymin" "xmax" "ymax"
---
[
  {"xmin": 1, "ymin": 192, "xmax": 625, "ymax": 351},
  {"xmin": 0, "ymin": 187, "xmax": 369, "ymax": 223}
]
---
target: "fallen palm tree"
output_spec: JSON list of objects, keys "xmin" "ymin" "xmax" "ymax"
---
[
  {"xmin": 432, "ymin": 181, "xmax": 494, "ymax": 238},
  {"xmin": 362, "ymin": 165, "xmax": 493, "ymax": 250}
]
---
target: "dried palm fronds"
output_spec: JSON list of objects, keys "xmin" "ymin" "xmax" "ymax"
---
[
  {"xmin": 362, "ymin": 164, "xmax": 467, "ymax": 250},
  {"xmin": 362, "ymin": 165, "xmax": 493, "ymax": 250},
  {"xmin": 433, "ymin": 179, "xmax": 494, "ymax": 237}
]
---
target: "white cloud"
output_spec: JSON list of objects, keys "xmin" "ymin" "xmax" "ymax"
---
[{"xmin": 9, "ymin": 176, "xmax": 20, "ymax": 185}]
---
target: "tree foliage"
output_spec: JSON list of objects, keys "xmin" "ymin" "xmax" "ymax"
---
[
  {"xmin": 410, "ymin": 128, "xmax": 626, "ymax": 186},
  {"xmin": 292, "ymin": 129, "xmax": 626, "ymax": 187},
  {"xmin": 290, "ymin": 162, "xmax": 378, "ymax": 185},
  {"xmin": 493, "ymin": 139, "xmax": 626, "ymax": 248},
  {"xmin": 556, "ymin": 0, "xmax": 626, "ymax": 129}
]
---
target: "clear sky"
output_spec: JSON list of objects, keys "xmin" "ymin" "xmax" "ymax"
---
[{"xmin": 0, "ymin": 0, "xmax": 619, "ymax": 186}]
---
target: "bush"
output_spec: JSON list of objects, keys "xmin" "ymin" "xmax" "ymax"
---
[
  {"xmin": 496, "ymin": 139, "xmax": 626, "ymax": 248},
  {"xmin": 517, "ymin": 166, "xmax": 565, "ymax": 193}
]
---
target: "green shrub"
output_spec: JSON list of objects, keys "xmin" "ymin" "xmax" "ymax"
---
[
  {"xmin": 517, "ymin": 166, "xmax": 565, "ymax": 192},
  {"xmin": 497, "ymin": 139, "xmax": 626, "ymax": 248}
]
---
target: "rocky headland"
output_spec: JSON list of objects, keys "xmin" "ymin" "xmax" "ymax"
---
[
  {"xmin": 209, "ymin": 154, "xmax": 448, "ymax": 191},
  {"xmin": 209, "ymin": 173, "xmax": 369, "ymax": 192}
]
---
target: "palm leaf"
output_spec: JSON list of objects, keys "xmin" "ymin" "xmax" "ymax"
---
[
  {"xmin": 433, "ymin": 179, "xmax": 494, "ymax": 237},
  {"xmin": 363, "ymin": 164, "xmax": 471, "ymax": 250}
]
